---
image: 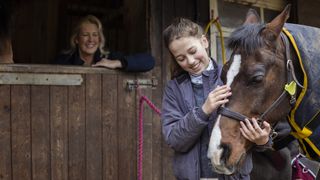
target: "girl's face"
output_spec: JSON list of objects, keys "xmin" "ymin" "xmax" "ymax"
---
[
  {"xmin": 169, "ymin": 35, "xmax": 210, "ymax": 75},
  {"xmin": 76, "ymin": 22, "xmax": 100, "ymax": 56}
]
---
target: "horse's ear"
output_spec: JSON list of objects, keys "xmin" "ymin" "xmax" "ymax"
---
[
  {"xmin": 266, "ymin": 4, "xmax": 291, "ymax": 36},
  {"xmin": 244, "ymin": 9, "xmax": 261, "ymax": 24}
]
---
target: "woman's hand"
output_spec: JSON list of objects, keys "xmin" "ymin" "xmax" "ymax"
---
[
  {"xmin": 240, "ymin": 118, "xmax": 271, "ymax": 145},
  {"xmin": 202, "ymin": 85, "xmax": 231, "ymax": 115},
  {"xmin": 92, "ymin": 58, "xmax": 122, "ymax": 69}
]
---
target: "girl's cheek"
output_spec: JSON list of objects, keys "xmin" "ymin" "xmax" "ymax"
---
[{"xmin": 194, "ymin": 54, "xmax": 206, "ymax": 60}]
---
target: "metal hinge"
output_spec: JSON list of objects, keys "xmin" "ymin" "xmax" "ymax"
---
[{"xmin": 126, "ymin": 77, "xmax": 158, "ymax": 91}]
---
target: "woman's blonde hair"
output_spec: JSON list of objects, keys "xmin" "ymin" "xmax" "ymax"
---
[
  {"xmin": 163, "ymin": 17, "xmax": 204, "ymax": 79},
  {"xmin": 68, "ymin": 15, "xmax": 108, "ymax": 55}
]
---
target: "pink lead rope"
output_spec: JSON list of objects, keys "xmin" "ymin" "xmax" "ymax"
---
[{"xmin": 137, "ymin": 87, "xmax": 161, "ymax": 180}]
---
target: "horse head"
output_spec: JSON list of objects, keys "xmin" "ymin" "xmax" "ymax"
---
[{"xmin": 207, "ymin": 5, "xmax": 302, "ymax": 174}]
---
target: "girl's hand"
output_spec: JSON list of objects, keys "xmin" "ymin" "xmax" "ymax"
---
[
  {"xmin": 240, "ymin": 118, "xmax": 271, "ymax": 145},
  {"xmin": 92, "ymin": 58, "xmax": 122, "ymax": 69},
  {"xmin": 202, "ymin": 85, "xmax": 231, "ymax": 115}
]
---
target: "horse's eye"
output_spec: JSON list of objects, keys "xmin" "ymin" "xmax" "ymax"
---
[{"xmin": 250, "ymin": 75, "xmax": 264, "ymax": 84}]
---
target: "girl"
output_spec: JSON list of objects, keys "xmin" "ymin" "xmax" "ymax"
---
[{"xmin": 161, "ymin": 17, "xmax": 271, "ymax": 180}]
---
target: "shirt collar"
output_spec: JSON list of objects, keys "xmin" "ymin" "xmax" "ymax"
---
[{"xmin": 190, "ymin": 60, "xmax": 214, "ymax": 85}]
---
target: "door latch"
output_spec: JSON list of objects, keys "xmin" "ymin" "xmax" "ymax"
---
[{"xmin": 126, "ymin": 77, "xmax": 158, "ymax": 91}]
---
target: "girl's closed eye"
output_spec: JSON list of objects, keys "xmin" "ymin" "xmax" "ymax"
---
[
  {"xmin": 176, "ymin": 56, "xmax": 185, "ymax": 62},
  {"xmin": 188, "ymin": 47, "xmax": 197, "ymax": 55}
]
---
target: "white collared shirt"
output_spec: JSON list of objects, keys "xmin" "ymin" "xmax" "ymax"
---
[{"xmin": 190, "ymin": 60, "xmax": 214, "ymax": 85}]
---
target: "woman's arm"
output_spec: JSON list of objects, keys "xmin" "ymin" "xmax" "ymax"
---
[
  {"xmin": 92, "ymin": 52, "xmax": 155, "ymax": 72},
  {"xmin": 122, "ymin": 53, "xmax": 155, "ymax": 72},
  {"xmin": 92, "ymin": 58, "xmax": 122, "ymax": 69}
]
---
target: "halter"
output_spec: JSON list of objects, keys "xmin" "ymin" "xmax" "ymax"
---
[{"xmin": 218, "ymin": 31, "xmax": 304, "ymax": 126}]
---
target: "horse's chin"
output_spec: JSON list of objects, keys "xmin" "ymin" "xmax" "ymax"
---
[
  {"xmin": 210, "ymin": 156, "xmax": 238, "ymax": 175},
  {"xmin": 212, "ymin": 164, "xmax": 235, "ymax": 175},
  {"xmin": 211, "ymin": 152, "xmax": 246, "ymax": 175}
]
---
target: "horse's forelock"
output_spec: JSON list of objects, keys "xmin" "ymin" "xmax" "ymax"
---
[{"xmin": 228, "ymin": 24, "xmax": 266, "ymax": 55}]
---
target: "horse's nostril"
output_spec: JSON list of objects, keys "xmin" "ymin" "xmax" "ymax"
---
[{"xmin": 220, "ymin": 143, "xmax": 231, "ymax": 164}]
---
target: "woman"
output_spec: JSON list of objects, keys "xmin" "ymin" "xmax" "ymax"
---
[
  {"xmin": 161, "ymin": 17, "xmax": 272, "ymax": 180},
  {"xmin": 54, "ymin": 15, "xmax": 154, "ymax": 72}
]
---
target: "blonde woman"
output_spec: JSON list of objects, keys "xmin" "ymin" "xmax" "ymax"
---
[{"xmin": 55, "ymin": 15, "xmax": 154, "ymax": 72}]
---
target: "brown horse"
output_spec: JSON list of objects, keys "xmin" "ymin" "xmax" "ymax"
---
[{"xmin": 207, "ymin": 5, "xmax": 320, "ymax": 178}]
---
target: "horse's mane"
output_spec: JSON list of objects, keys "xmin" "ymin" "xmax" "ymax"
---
[{"xmin": 227, "ymin": 24, "xmax": 266, "ymax": 55}]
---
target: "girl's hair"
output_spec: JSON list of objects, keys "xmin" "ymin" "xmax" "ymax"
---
[
  {"xmin": 163, "ymin": 17, "xmax": 204, "ymax": 79},
  {"xmin": 67, "ymin": 15, "xmax": 108, "ymax": 55}
]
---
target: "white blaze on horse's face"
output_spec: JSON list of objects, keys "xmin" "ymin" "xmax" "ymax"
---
[
  {"xmin": 226, "ymin": 54, "xmax": 242, "ymax": 86},
  {"xmin": 208, "ymin": 54, "xmax": 242, "ymax": 174},
  {"xmin": 207, "ymin": 114, "xmax": 234, "ymax": 174}
]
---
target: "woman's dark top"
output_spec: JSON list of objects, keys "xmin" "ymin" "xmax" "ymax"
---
[{"xmin": 54, "ymin": 49, "xmax": 155, "ymax": 72}]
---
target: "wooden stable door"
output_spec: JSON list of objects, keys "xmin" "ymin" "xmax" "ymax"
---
[{"xmin": 0, "ymin": 64, "xmax": 159, "ymax": 180}]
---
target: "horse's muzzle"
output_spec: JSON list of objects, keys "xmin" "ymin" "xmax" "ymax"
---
[{"xmin": 209, "ymin": 143, "xmax": 235, "ymax": 175}]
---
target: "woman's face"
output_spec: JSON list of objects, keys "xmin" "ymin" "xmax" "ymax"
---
[
  {"xmin": 169, "ymin": 35, "xmax": 210, "ymax": 75},
  {"xmin": 76, "ymin": 22, "xmax": 100, "ymax": 56}
]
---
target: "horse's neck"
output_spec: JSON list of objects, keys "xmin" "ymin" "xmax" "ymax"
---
[{"xmin": 0, "ymin": 37, "xmax": 13, "ymax": 63}]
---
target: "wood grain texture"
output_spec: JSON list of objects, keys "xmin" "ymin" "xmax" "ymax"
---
[
  {"xmin": 85, "ymin": 74, "xmax": 102, "ymax": 180},
  {"xmin": 31, "ymin": 86, "xmax": 50, "ymax": 180},
  {"xmin": 118, "ymin": 74, "xmax": 136, "ymax": 180},
  {"xmin": 68, "ymin": 84, "xmax": 86, "ymax": 180},
  {"xmin": 0, "ymin": 85, "xmax": 12, "ymax": 180},
  {"xmin": 11, "ymin": 85, "xmax": 32, "ymax": 180},
  {"xmin": 50, "ymin": 86, "xmax": 68, "ymax": 180},
  {"xmin": 102, "ymin": 74, "xmax": 119, "ymax": 180}
]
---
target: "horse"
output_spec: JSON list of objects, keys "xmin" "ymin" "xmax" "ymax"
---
[{"xmin": 207, "ymin": 5, "xmax": 320, "ymax": 179}]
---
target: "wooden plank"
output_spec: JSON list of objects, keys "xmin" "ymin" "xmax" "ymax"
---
[
  {"xmin": 149, "ymin": 0, "xmax": 165, "ymax": 179},
  {"xmin": 118, "ymin": 74, "xmax": 137, "ymax": 180},
  {"xmin": 31, "ymin": 1, "xmax": 48, "ymax": 64},
  {"xmin": 162, "ymin": 0, "xmax": 176, "ymax": 82},
  {"xmin": 137, "ymin": 75, "xmax": 153, "ymax": 180},
  {"xmin": 31, "ymin": 86, "xmax": 50, "ymax": 180},
  {"xmin": 224, "ymin": 0, "xmax": 286, "ymax": 11},
  {"xmin": 0, "ymin": 85, "xmax": 12, "ymax": 180},
  {"xmin": 0, "ymin": 73, "xmax": 83, "ymax": 86},
  {"xmin": 85, "ymin": 74, "xmax": 102, "ymax": 180},
  {"xmin": 175, "ymin": 0, "xmax": 196, "ymax": 19},
  {"xmin": 196, "ymin": 0, "xmax": 210, "ymax": 24},
  {"xmin": 68, "ymin": 85, "xmax": 86, "ymax": 180},
  {"xmin": 298, "ymin": 0, "xmax": 320, "ymax": 27},
  {"xmin": 102, "ymin": 74, "xmax": 118, "ymax": 180},
  {"xmin": 0, "ymin": 64, "xmax": 119, "ymax": 74},
  {"xmin": 161, "ymin": 0, "xmax": 177, "ymax": 179},
  {"xmin": 11, "ymin": 85, "xmax": 32, "ymax": 180},
  {"xmin": 12, "ymin": 2, "xmax": 33, "ymax": 64},
  {"xmin": 50, "ymin": 86, "xmax": 68, "ymax": 180},
  {"xmin": 45, "ymin": 0, "xmax": 59, "ymax": 64},
  {"xmin": 151, "ymin": 86, "xmax": 163, "ymax": 180},
  {"xmin": 123, "ymin": 0, "xmax": 147, "ymax": 52}
]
